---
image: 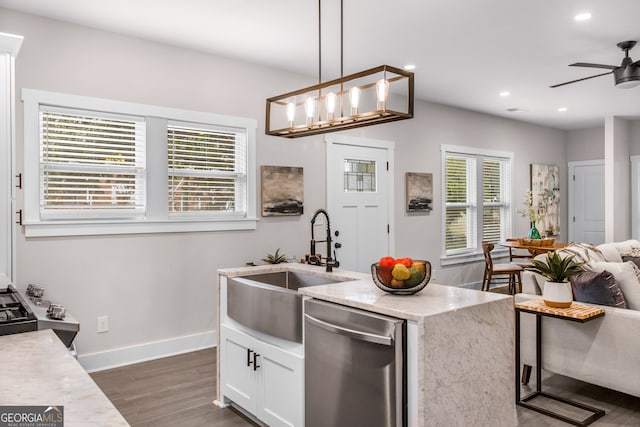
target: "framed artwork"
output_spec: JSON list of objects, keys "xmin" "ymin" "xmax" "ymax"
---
[
  {"xmin": 261, "ymin": 165, "xmax": 304, "ymax": 216},
  {"xmin": 405, "ymin": 172, "xmax": 433, "ymax": 212},
  {"xmin": 530, "ymin": 163, "xmax": 560, "ymax": 236}
]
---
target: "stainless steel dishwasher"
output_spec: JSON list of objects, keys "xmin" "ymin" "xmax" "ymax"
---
[{"xmin": 304, "ymin": 299, "xmax": 406, "ymax": 427}]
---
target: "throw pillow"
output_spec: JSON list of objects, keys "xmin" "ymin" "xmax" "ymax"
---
[
  {"xmin": 552, "ymin": 243, "xmax": 606, "ymax": 265},
  {"xmin": 588, "ymin": 261, "xmax": 640, "ymax": 310},
  {"xmin": 597, "ymin": 243, "xmax": 623, "ymax": 263},
  {"xmin": 570, "ymin": 270, "xmax": 627, "ymax": 309},
  {"xmin": 622, "ymin": 254, "xmax": 640, "ymax": 270},
  {"xmin": 624, "ymin": 247, "xmax": 640, "ymax": 257}
]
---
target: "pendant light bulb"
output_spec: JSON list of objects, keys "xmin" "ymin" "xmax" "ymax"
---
[
  {"xmin": 325, "ymin": 92, "xmax": 337, "ymax": 121},
  {"xmin": 286, "ymin": 102, "xmax": 296, "ymax": 128},
  {"xmin": 304, "ymin": 97, "xmax": 316, "ymax": 125},
  {"xmin": 376, "ymin": 79, "xmax": 390, "ymax": 111},
  {"xmin": 349, "ymin": 87, "xmax": 361, "ymax": 116}
]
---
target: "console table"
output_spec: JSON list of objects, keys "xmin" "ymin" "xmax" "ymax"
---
[{"xmin": 515, "ymin": 299, "xmax": 605, "ymax": 426}]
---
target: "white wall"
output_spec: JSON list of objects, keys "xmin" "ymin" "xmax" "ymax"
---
[
  {"xmin": 1, "ymin": 9, "xmax": 322, "ymax": 365},
  {"xmin": 566, "ymin": 126, "xmax": 604, "ymax": 161},
  {"xmin": 1, "ymin": 8, "xmax": 567, "ymax": 365},
  {"xmin": 630, "ymin": 120, "xmax": 640, "ymax": 156},
  {"xmin": 605, "ymin": 117, "xmax": 631, "ymax": 241}
]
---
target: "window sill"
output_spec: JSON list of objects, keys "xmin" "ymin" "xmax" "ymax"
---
[
  {"xmin": 23, "ymin": 217, "xmax": 259, "ymax": 238},
  {"xmin": 441, "ymin": 248, "xmax": 510, "ymax": 266}
]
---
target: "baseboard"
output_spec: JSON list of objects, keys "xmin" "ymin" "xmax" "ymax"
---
[{"xmin": 79, "ymin": 330, "xmax": 217, "ymax": 373}]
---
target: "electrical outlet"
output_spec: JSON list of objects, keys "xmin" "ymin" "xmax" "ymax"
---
[
  {"xmin": 431, "ymin": 268, "xmax": 437, "ymax": 280},
  {"xmin": 97, "ymin": 316, "xmax": 109, "ymax": 333}
]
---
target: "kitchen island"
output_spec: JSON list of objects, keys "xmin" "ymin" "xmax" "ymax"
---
[
  {"xmin": 0, "ymin": 329, "xmax": 129, "ymax": 427},
  {"xmin": 216, "ymin": 264, "xmax": 514, "ymax": 426}
]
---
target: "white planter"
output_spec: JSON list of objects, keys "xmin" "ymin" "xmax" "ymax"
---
[{"xmin": 542, "ymin": 281, "xmax": 573, "ymax": 308}]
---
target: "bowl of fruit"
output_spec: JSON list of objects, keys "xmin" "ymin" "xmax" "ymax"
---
[{"xmin": 371, "ymin": 257, "xmax": 432, "ymax": 295}]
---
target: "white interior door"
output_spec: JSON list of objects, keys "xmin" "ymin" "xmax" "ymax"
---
[
  {"xmin": 326, "ymin": 136, "xmax": 393, "ymax": 273},
  {"xmin": 569, "ymin": 161, "xmax": 605, "ymax": 245}
]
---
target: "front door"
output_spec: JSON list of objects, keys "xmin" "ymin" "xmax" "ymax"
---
[
  {"xmin": 326, "ymin": 136, "xmax": 393, "ymax": 273},
  {"xmin": 569, "ymin": 161, "xmax": 605, "ymax": 245}
]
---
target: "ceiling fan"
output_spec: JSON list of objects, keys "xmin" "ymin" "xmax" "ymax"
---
[{"xmin": 551, "ymin": 40, "xmax": 640, "ymax": 89}]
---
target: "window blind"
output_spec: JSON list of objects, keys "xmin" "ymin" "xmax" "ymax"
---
[
  {"xmin": 482, "ymin": 158, "xmax": 505, "ymax": 243},
  {"xmin": 39, "ymin": 108, "xmax": 146, "ymax": 219},
  {"xmin": 168, "ymin": 123, "xmax": 246, "ymax": 214},
  {"xmin": 445, "ymin": 155, "xmax": 473, "ymax": 252}
]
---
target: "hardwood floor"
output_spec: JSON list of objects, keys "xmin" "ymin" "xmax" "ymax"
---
[
  {"xmin": 91, "ymin": 348, "xmax": 640, "ymax": 426},
  {"xmin": 90, "ymin": 348, "xmax": 255, "ymax": 427}
]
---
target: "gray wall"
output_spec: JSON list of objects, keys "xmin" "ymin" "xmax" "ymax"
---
[
  {"xmin": 631, "ymin": 120, "xmax": 640, "ymax": 155},
  {"xmin": 1, "ymin": 9, "xmax": 567, "ymax": 361},
  {"xmin": 566, "ymin": 126, "xmax": 604, "ymax": 161}
]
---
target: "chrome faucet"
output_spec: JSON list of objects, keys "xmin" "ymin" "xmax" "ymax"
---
[{"xmin": 310, "ymin": 208, "xmax": 340, "ymax": 272}]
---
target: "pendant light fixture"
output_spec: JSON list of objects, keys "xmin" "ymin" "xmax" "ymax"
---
[{"xmin": 265, "ymin": 0, "xmax": 414, "ymax": 138}]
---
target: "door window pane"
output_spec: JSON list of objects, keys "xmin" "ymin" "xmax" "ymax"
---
[{"xmin": 343, "ymin": 159, "xmax": 376, "ymax": 192}]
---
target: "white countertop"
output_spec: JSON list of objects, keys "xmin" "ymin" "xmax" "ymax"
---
[
  {"xmin": 0, "ymin": 330, "xmax": 129, "ymax": 427},
  {"xmin": 297, "ymin": 279, "xmax": 511, "ymax": 322},
  {"xmin": 218, "ymin": 263, "xmax": 511, "ymax": 322}
]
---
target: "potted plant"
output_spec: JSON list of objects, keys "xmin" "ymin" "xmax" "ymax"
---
[
  {"xmin": 262, "ymin": 248, "xmax": 288, "ymax": 264},
  {"xmin": 526, "ymin": 251, "xmax": 585, "ymax": 308}
]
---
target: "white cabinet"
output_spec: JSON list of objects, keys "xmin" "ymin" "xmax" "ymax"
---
[
  {"xmin": 0, "ymin": 33, "xmax": 23, "ymax": 280},
  {"xmin": 220, "ymin": 324, "xmax": 303, "ymax": 427}
]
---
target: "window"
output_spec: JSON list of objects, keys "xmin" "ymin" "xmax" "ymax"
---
[
  {"xmin": 167, "ymin": 122, "xmax": 246, "ymax": 215},
  {"xmin": 441, "ymin": 145, "xmax": 512, "ymax": 264},
  {"xmin": 39, "ymin": 107, "xmax": 146, "ymax": 219},
  {"xmin": 343, "ymin": 159, "xmax": 376, "ymax": 192},
  {"xmin": 23, "ymin": 89, "xmax": 257, "ymax": 237}
]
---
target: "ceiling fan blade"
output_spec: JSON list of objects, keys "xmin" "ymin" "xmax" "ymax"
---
[
  {"xmin": 550, "ymin": 71, "xmax": 612, "ymax": 88},
  {"xmin": 570, "ymin": 62, "xmax": 618, "ymax": 70}
]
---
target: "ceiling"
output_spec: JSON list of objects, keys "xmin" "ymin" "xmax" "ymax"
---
[{"xmin": 1, "ymin": 0, "xmax": 639, "ymax": 130}]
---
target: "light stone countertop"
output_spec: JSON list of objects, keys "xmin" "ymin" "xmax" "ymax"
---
[
  {"xmin": 217, "ymin": 262, "xmax": 369, "ymax": 281},
  {"xmin": 298, "ymin": 279, "xmax": 511, "ymax": 322},
  {"xmin": 219, "ymin": 262, "xmax": 511, "ymax": 322},
  {"xmin": 0, "ymin": 329, "xmax": 129, "ymax": 427}
]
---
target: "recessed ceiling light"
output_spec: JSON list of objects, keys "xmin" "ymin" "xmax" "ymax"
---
[
  {"xmin": 574, "ymin": 12, "xmax": 591, "ymax": 21},
  {"xmin": 558, "ymin": 107, "xmax": 568, "ymax": 112},
  {"xmin": 499, "ymin": 91, "xmax": 510, "ymax": 97},
  {"xmin": 404, "ymin": 64, "xmax": 416, "ymax": 70}
]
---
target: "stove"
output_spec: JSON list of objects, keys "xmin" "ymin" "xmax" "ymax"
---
[
  {"xmin": 21, "ymin": 285, "xmax": 80, "ymax": 348},
  {"xmin": 0, "ymin": 283, "xmax": 80, "ymax": 349},
  {"xmin": 0, "ymin": 285, "xmax": 38, "ymax": 335}
]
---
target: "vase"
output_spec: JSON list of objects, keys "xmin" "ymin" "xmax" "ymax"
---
[
  {"xmin": 528, "ymin": 222, "xmax": 541, "ymax": 239},
  {"xmin": 542, "ymin": 281, "xmax": 573, "ymax": 308}
]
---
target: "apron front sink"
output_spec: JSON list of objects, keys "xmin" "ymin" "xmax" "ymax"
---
[{"xmin": 227, "ymin": 270, "xmax": 346, "ymax": 343}]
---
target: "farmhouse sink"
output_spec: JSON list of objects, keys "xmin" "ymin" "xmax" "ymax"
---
[{"xmin": 227, "ymin": 270, "xmax": 348, "ymax": 343}]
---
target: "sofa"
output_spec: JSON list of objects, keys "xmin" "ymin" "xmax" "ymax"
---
[{"xmin": 517, "ymin": 239, "xmax": 640, "ymax": 398}]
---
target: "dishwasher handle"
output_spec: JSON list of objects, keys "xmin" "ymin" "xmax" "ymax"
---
[{"xmin": 304, "ymin": 313, "xmax": 394, "ymax": 346}]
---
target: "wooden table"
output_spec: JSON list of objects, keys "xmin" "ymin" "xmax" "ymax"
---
[
  {"xmin": 500, "ymin": 240, "xmax": 568, "ymax": 257},
  {"xmin": 515, "ymin": 299, "xmax": 605, "ymax": 426}
]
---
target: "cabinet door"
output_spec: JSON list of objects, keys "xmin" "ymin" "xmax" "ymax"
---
[
  {"xmin": 258, "ymin": 340, "xmax": 304, "ymax": 427},
  {"xmin": 220, "ymin": 325, "xmax": 258, "ymax": 413}
]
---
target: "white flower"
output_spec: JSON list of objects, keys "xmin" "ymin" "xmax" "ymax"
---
[{"xmin": 517, "ymin": 190, "xmax": 543, "ymax": 222}]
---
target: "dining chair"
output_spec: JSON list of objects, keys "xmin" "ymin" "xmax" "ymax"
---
[
  {"xmin": 505, "ymin": 238, "xmax": 533, "ymax": 267},
  {"xmin": 482, "ymin": 241, "xmax": 523, "ymax": 294}
]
